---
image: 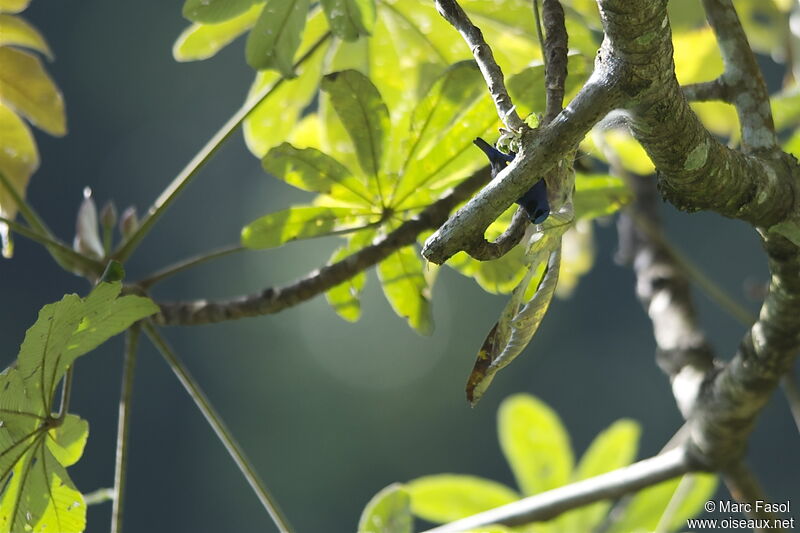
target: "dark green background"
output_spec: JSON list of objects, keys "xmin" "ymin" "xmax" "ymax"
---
[{"xmin": 0, "ymin": 2, "xmax": 797, "ymax": 531}]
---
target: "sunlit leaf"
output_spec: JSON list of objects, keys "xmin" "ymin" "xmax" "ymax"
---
[
  {"xmin": 556, "ymin": 220, "xmax": 594, "ymax": 298},
  {"xmin": 0, "ymin": 14, "xmax": 52, "ymax": 58},
  {"xmin": 691, "ymin": 101, "xmax": 739, "ymax": 140},
  {"xmin": 183, "ymin": 0, "xmax": 256, "ymax": 24},
  {"xmin": 243, "ymin": 8, "xmax": 328, "ymax": 156},
  {"xmin": 573, "ymin": 173, "xmax": 631, "ymax": 220},
  {"xmin": 322, "ymin": 0, "xmax": 375, "ymax": 41},
  {"xmin": 246, "ymin": 0, "xmax": 310, "ymax": 75},
  {"xmin": 497, "ymin": 394, "xmax": 573, "ymax": 496},
  {"xmin": 377, "ymin": 243, "xmax": 434, "ymax": 335},
  {"xmin": 325, "ymin": 229, "xmax": 375, "ymax": 322},
  {"xmin": 609, "ymin": 473, "xmax": 717, "ymax": 533},
  {"xmin": 241, "ymin": 205, "xmax": 379, "ymax": 249},
  {"xmin": 583, "ymin": 129, "xmax": 655, "ymax": 176},
  {"xmin": 557, "ymin": 419, "xmax": 640, "ymax": 531},
  {"xmin": 262, "ymin": 142, "xmax": 371, "ymax": 205},
  {"xmin": 0, "ymin": 102, "xmax": 38, "ymax": 257},
  {"xmin": 173, "ymin": 4, "xmax": 263, "ymax": 62},
  {"xmin": 0, "ymin": 0, "xmax": 29, "ymax": 13},
  {"xmin": 0, "ymin": 47, "xmax": 66, "ymax": 135},
  {"xmin": 672, "ymin": 27, "xmax": 723, "ymax": 85},
  {"xmin": 321, "ymin": 70, "xmax": 390, "ymax": 200},
  {"xmin": 507, "ymin": 54, "xmax": 590, "ymax": 117},
  {"xmin": 0, "ymin": 282, "xmax": 156, "ymax": 533},
  {"xmin": 358, "ymin": 483, "xmax": 412, "ymax": 533},
  {"xmin": 407, "ymin": 475, "xmax": 518, "ymax": 523}
]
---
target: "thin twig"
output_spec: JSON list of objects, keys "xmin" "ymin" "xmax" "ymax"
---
[
  {"xmin": 57, "ymin": 366, "xmax": 74, "ymax": 420},
  {"xmin": 0, "ymin": 216, "xmax": 103, "ymax": 275},
  {"xmin": 701, "ymin": 0, "xmax": 776, "ymax": 150},
  {"xmin": 532, "ymin": 0, "xmax": 547, "ymax": 72},
  {"xmin": 137, "ymin": 244, "xmax": 245, "ymax": 289},
  {"xmin": 112, "ymin": 32, "xmax": 332, "ymax": 263},
  {"xmin": 541, "ymin": 0, "xmax": 568, "ymax": 123},
  {"xmin": 464, "ymin": 207, "xmax": 529, "ymax": 260},
  {"xmin": 84, "ymin": 488, "xmax": 114, "ymax": 506},
  {"xmin": 722, "ymin": 462, "xmax": 779, "ymax": 525},
  {"xmin": 0, "ymin": 169, "xmax": 54, "ymax": 239},
  {"xmin": 422, "ymin": 447, "xmax": 694, "ymax": 532},
  {"xmin": 142, "ymin": 321, "xmax": 295, "ymax": 533},
  {"xmin": 111, "ymin": 325, "xmax": 141, "ymax": 533},
  {"xmin": 155, "ymin": 167, "xmax": 494, "ymax": 325},
  {"xmin": 434, "ymin": 0, "xmax": 525, "ymax": 131},
  {"xmin": 682, "ymin": 79, "xmax": 731, "ymax": 103}
]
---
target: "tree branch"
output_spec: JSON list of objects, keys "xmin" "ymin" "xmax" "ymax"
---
[
  {"xmin": 542, "ymin": 0, "xmax": 568, "ymax": 123},
  {"xmin": 434, "ymin": 0, "xmax": 525, "ymax": 131},
  {"xmin": 154, "ymin": 168, "xmax": 492, "ymax": 325},
  {"xmin": 700, "ymin": 0, "xmax": 776, "ymax": 151},
  {"xmin": 421, "ymin": 447, "xmax": 694, "ymax": 532}
]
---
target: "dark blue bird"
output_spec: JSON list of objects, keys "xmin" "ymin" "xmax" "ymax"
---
[{"xmin": 473, "ymin": 138, "xmax": 550, "ymax": 224}]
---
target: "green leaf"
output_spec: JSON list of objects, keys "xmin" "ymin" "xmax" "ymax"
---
[
  {"xmin": 771, "ymin": 86, "xmax": 800, "ymax": 131},
  {"xmin": 358, "ymin": 483, "xmax": 412, "ymax": 533},
  {"xmin": 446, "ymin": 206, "xmax": 530, "ymax": 295},
  {"xmin": 0, "ymin": 14, "xmax": 52, "ymax": 58},
  {"xmin": 467, "ymin": 244, "xmax": 563, "ymax": 405},
  {"xmin": 182, "ymin": 0, "xmax": 255, "ymax": 24},
  {"xmin": 321, "ymin": 70, "xmax": 390, "ymax": 199},
  {"xmin": 573, "ymin": 173, "xmax": 631, "ymax": 220},
  {"xmin": 321, "ymin": 0, "xmax": 375, "ymax": 41},
  {"xmin": 243, "ymin": 8, "xmax": 328, "ymax": 156},
  {"xmin": 769, "ymin": 219, "xmax": 800, "ymax": 248},
  {"xmin": 245, "ymin": 0, "xmax": 310, "ymax": 75},
  {"xmin": 609, "ymin": 473, "xmax": 717, "ymax": 533},
  {"xmin": 407, "ymin": 475, "xmax": 518, "ymax": 523},
  {"xmin": 0, "ymin": 0, "xmax": 29, "ymax": 13},
  {"xmin": 173, "ymin": 4, "xmax": 263, "ymax": 62},
  {"xmin": 672, "ymin": 28, "xmax": 723, "ymax": 85},
  {"xmin": 325, "ymin": 229, "xmax": 375, "ymax": 322},
  {"xmin": 262, "ymin": 142, "xmax": 371, "ymax": 205},
  {"xmin": 506, "ymin": 54, "xmax": 590, "ymax": 117},
  {"xmin": 0, "ymin": 282, "xmax": 157, "ymax": 533},
  {"xmin": 46, "ymin": 415, "xmax": 88, "ymax": 468},
  {"xmin": 0, "ymin": 47, "xmax": 65, "ymax": 136},
  {"xmin": 241, "ymin": 205, "xmax": 379, "ymax": 249},
  {"xmin": 583, "ymin": 130, "xmax": 655, "ymax": 176},
  {"xmin": 0, "ymin": 102, "xmax": 38, "ymax": 257},
  {"xmin": 377, "ymin": 244, "xmax": 434, "ymax": 335},
  {"xmin": 556, "ymin": 220, "xmax": 595, "ymax": 298},
  {"xmin": 497, "ymin": 394, "xmax": 573, "ymax": 496},
  {"xmin": 557, "ymin": 419, "xmax": 640, "ymax": 531}
]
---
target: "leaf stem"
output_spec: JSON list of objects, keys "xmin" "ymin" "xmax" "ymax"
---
[
  {"xmin": 0, "ymin": 169, "xmax": 54, "ymax": 239},
  {"xmin": 112, "ymin": 32, "xmax": 332, "ymax": 263},
  {"xmin": 111, "ymin": 325, "xmax": 141, "ymax": 533},
  {"xmin": 0, "ymin": 215, "xmax": 103, "ymax": 274},
  {"xmin": 142, "ymin": 321, "xmax": 295, "ymax": 533},
  {"xmin": 57, "ymin": 366, "xmax": 74, "ymax": 420},
  {"xmin": 137, "ymin": 244, "xmax": 245, "ymax": 289},
  {"xmin": 84, "ymin": 487, "xmax": 115, "ymax": 506}
]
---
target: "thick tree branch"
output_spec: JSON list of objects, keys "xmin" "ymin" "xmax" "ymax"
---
[
  {"xmin": 701, "ymin": 0, "xmax": 777, "ymax": 151},
  {"xmin": 434, "ymin": 0, "xmax": 525, "ymax": 131},
  {"xmin": 596, "ymin": 0, "xmax": 795, "ymax": 228},
  {"xmin": 421, "ymin": 447, "xmax": 694, "ymax": 532},
  {"xmin": 154, "ymin": 169, "xmax": 492, "ymax": 325}
]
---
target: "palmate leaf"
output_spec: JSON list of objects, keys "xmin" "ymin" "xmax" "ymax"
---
[
  {"xmin": 325, "ymin": 228, "xmax": 375, "ymax": 322},
  {"xmin": 406, "ymin": 475, "xmax": 518, "ymax": 523},
  {"xmin": 377, "ymin": 242, "xmax": 434, "ymax": 335},
  {"xmin": 173, "ymin": 4, "xmax": 264, "ymax": 62},
  {"xmin": 246, "ymin": 0, "xmax": 310, "ymax": 76},
  {"xmin": 321, "ymin": 0, "xmax": 375, "ymax": 41},
  {"xmin": 0, "ymin": 102, "xmax": 37, "ymax": 257},
  {"xmin": 0, "ymin": 47, "xmax": 64, "ymax": 136},
  {"xmin": 0, "ymin": 282, "xmax": 157, "ymax": 533},
  {"xmin": 0, "ymin": 14, "xmax": 52, "ymax": 58},
  {"xmin": 182, "ymin": 0, "xmax": 257, "ymax": 24},
  {"xmin": 241, "ymin": 205, "xmax": 380, "ymax": 249},
  {"xmin": 321, "ymin": 70, "xmax": 390, "ymax": 197},
  {"xmin": 357, "ymin": 483, "xmax": 412, "ymax": 533}
]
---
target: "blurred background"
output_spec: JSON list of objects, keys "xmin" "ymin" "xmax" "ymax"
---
[{"xmin": 0, "ymin": 1, "xmax": 797, "ymax": 531}]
